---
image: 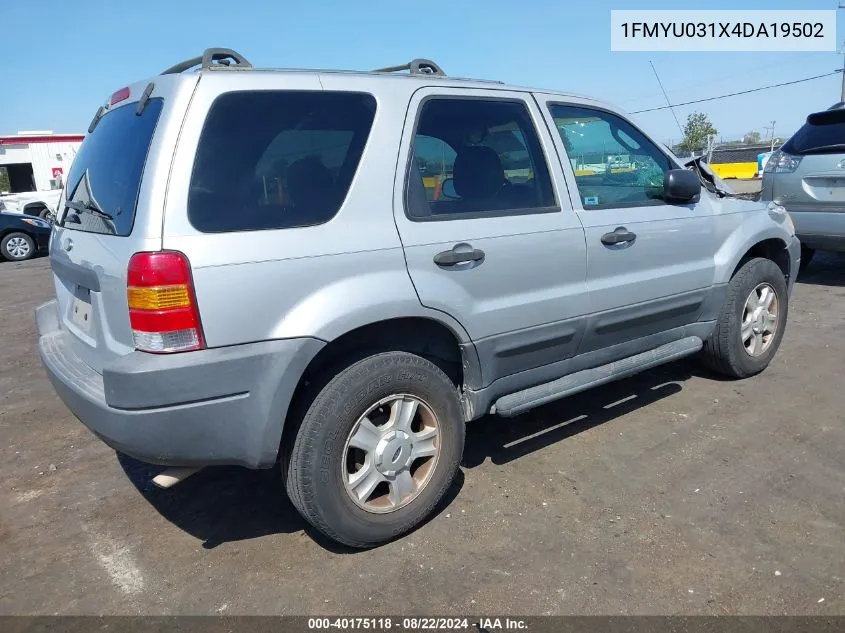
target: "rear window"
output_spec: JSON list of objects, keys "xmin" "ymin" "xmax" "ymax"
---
[
  {"xmin": 60, "ymin": 98, "xmax": 163, "ymax": 236},
  {"xmin": 782, "ymin": 109, "xmax": 845, "ymax": 155},
  {"xmin": 188, "ymin": 91, "xmax": 377, "ymax": 233}
]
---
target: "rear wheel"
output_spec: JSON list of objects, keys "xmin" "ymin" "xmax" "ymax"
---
[
  {"xmin": 285, "ymin": 351, "xmax": 465, "ymax": 548},
  {"xmin": 701, "ymin": 257, "xmax": 788, "ymax": 378},
  {"xmin": 1, "ymin": 232, "xmax": 35, "ymax": 261}
]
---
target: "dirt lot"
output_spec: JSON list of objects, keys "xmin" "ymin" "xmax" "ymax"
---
[{"xmin": 1, "ymin": 249, "xmax": 844, "ymax": 616}]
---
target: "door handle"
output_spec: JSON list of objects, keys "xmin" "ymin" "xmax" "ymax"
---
[
  {"xmin": 601, "ymin": 227, "xmax": 637, "ymax": 246},
  {"xmin": 433, "ymin": 246, "xmax": 485, "ymax": 267}
]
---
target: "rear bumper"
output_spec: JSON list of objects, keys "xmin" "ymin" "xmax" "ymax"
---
[
  {"xmin": 794, "ymin": 233, "xmax": 845, "ymax": 253},
  {"xmin": 36, "ymin": 299, "xmax": 324, "ymax": 468},
  {"xmin": 786, "ymin": 208, "xmax": 845, "ymax": 252},
  {"xmin": 34, "ymin": 230, "xmax": 50, "ymax": 251}
]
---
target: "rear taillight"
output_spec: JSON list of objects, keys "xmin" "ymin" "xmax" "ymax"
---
[
  {"xmin": 763, "ymin": 150, "xmax": 802, "ymax": 174},
  {"xmin": 127, "ymin": 251, "xmax": 204, "ymax": 353}
]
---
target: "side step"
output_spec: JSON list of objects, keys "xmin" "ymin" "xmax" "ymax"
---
[{"xmin": 493, "ymin": 336, "xmax": 703, "ymax": 418}]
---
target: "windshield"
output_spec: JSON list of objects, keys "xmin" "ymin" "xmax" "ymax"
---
[
  {"xmin": 782, "ymin": 109, "xmax": 845, "ymax": 156},
  {"xmin": 59, "ymin": 98, "xmax": 163, "ymax": 236}
]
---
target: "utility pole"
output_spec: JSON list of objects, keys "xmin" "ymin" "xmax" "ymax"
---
[
  {"xmin": 841, "ymin": 40, "xmax": 845, "ymax": 103},
  {"xmin": 840, "ymin": 4, "xmax": 845, "ymax": 102},
  {"xmin": 763, "ymin": 121, "xmax": 776, "ymax": 151}
]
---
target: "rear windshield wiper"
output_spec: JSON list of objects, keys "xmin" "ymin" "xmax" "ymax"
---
[{"xmin": 65, "ymin": 199, "xmax": 114, "ymax": 220}]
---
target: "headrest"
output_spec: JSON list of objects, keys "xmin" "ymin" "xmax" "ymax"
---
[
  {"xmin": 287, "ymin": 157, "xmax": 334, "ymax": 208},
  {"xmin": 453, "ymin": 146, "xmax": 504, "ymax": 201}
]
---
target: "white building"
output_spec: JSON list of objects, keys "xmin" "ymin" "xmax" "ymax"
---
[{"xmin": 0, "ymin": 131, "xmax": 83, "ymax": 193}]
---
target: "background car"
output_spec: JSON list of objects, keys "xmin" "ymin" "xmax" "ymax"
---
[
  {"xmin": 0, "ymin": 189, "xmax": 61, "ymax": 222},
  {"xmin": 761, "ymin": 103, "xmax": 845, "ymax": 269},
  {"xmin": 0, "ymin": 212, "xmax": 51, "ymax": 261}
]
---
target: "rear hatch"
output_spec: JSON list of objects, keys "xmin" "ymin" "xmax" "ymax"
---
[
  {"xmin": 49, "ymin": 75, "xmax": 198, "ymax": 373},
  {"xmin": 770, "ymin": 108, "xmax": 845, "ymax": 208}
]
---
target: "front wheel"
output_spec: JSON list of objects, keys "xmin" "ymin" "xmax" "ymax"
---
[
  {"xmin": 701, "ymin": 257, "xmax": 788, "ymax": 378},
  {"xmin": 1, "ymin": 232, "xmax": 36, "ymax": 261},
  {"xmin": 284, "ymin": 351, "xmax": 465, "ymax": 548}
]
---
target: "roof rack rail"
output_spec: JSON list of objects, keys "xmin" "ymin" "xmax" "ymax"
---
[
  {"xmin": 373, "ymin": 58, "xmax": 445, "ymax": 77},
  {"xmin": 161, "ymin": 48, "xmax": 253, "ymax": 75}
]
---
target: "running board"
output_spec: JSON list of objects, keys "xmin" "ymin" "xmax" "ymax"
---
[{"xmin": 493, "ymin": 336, "xmax": 703, "ymax": 418}]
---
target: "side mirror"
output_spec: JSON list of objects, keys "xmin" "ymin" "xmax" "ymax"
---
[
  {"xmin": 663, "ymin": 168, "xmax": 701, "ymax": 203},
  {"xmin": 440, "ymin": 177, "xmax": 459, "ymax": 200}
]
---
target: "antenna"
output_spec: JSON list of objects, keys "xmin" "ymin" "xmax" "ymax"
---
[{"xmin": 649, "ymin": 61, "xmax": 684, "ymax": 136}]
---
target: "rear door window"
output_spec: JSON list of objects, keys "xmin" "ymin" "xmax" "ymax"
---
[
  {"xmin": 60, "ymin": 99, "xmax": 163, "ymax": 236},
  {"xmin": 406, "ymin": 98, "xmax": 556, "ymax": 219},
  {"xmin": 189, "ymin": 91, "xmax": 376, "ymax": 233},
  {"xmin": 782, "ymin": 109, "xmax": 845, "ymax": 155}
]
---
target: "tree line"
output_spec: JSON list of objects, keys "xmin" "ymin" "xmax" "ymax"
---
[{"xmin": 676, "ymin": 112, "xmax": 783, "ymax": 153}]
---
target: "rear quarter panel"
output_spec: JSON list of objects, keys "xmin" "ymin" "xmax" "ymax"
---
[{"xmin": 163, "ymin": 72, "xmax": 472, "ymax": 347}]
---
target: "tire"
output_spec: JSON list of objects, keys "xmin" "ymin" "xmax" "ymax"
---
[
  {"xmin": 799, "ymin": 245, "xmax": 815, "ymax": 272},
  {"xmin": 23, "ymin": 205, "xmax": 47, "ymax": 220},
  {"xmin": 285, "ymin": 351, "xmax": 465, "ymax": 548},
  {"xmin": 701, "ymin": 257, "xmax": 788, "ymax": 379},
  {"xmin": 1, "ymin": 232, "xmax": 36, "ymax": 261}
]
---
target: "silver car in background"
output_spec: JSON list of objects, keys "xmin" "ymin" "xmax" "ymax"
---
[{"xmin": 762, "ymin": 104, "xmax": 845, "ymax": 269}]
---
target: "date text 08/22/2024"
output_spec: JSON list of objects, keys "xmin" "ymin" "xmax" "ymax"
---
[{"xmin": 307, "ymin": 617, "xmax": 528, "ymax": 630}]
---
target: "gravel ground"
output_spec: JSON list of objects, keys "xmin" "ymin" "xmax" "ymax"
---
[{"xmin": 0, "ymin": 250, "xmax": 843, "ymax": 616}]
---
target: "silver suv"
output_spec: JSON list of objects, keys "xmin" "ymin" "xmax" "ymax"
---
[
  {"xmin": 36, "ymin": 49, "xmax": 801, "ymax": 548},
  {"xmin": 762, "ymin": 103, "xmax": 845, "ymax": 269}
]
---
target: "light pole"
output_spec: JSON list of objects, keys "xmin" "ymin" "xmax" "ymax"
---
[
  {"xmin": 763, "ymin": 121, "xmax": 776, "ymax": 151},
  {"xmin": 840, "ymin": 4, "xmax": 845, "ymax": 102},
  {"xmin": 841, "ymin": 43, "xmax": 845, "ymax": 103}
]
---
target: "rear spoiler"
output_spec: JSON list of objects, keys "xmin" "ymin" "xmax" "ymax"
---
[{"xmin": 807, "ymin": 108, "xmax": 845, "ymax": 126}]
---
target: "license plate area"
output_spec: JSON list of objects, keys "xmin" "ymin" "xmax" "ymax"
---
[
  {"xmin": 70, "ymin": 288, "xmax": 93, "ymax": 334},
  {"xmin": 803, "ymin": 176, "xmax": 845, "ymax": 203}
]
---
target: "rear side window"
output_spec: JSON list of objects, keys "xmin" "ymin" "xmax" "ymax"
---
[
  {"xmin": 189, "ymin": 91, "xmax": 376, "ymax": 233},
  {"xmin": 60, "ymin": 99, "xmax": 163, "ymax": 236},
  {"xmin": 782, "ymin": 109, "xmax": 845, "ymax": 155}
]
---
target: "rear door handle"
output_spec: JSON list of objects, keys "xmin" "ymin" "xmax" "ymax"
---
[
  {"xmin": 601, "ymin": 227, "xmax": 637, "ymax": 246},
  {"xmin": 433, "ymin": 246, "xmax": 485, "ymax": 267}
]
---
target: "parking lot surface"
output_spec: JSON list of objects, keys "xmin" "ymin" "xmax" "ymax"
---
[{"xmin": 1, "ymin": 252, "xmax": 843, "ymax": 615}]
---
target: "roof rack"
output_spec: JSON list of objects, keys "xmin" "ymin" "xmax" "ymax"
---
[
  {"xmin": 373, "ymin": 58, "xmax": 445, "ymax": 77},
  {"xmin": 161, "ymin": 48, "xmax": 253, "ymax": 75}
]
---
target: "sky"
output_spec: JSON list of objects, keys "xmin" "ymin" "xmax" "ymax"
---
[{"xmin": 3, "ymin": 0, "xmax": 845, "ymax": 145}]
